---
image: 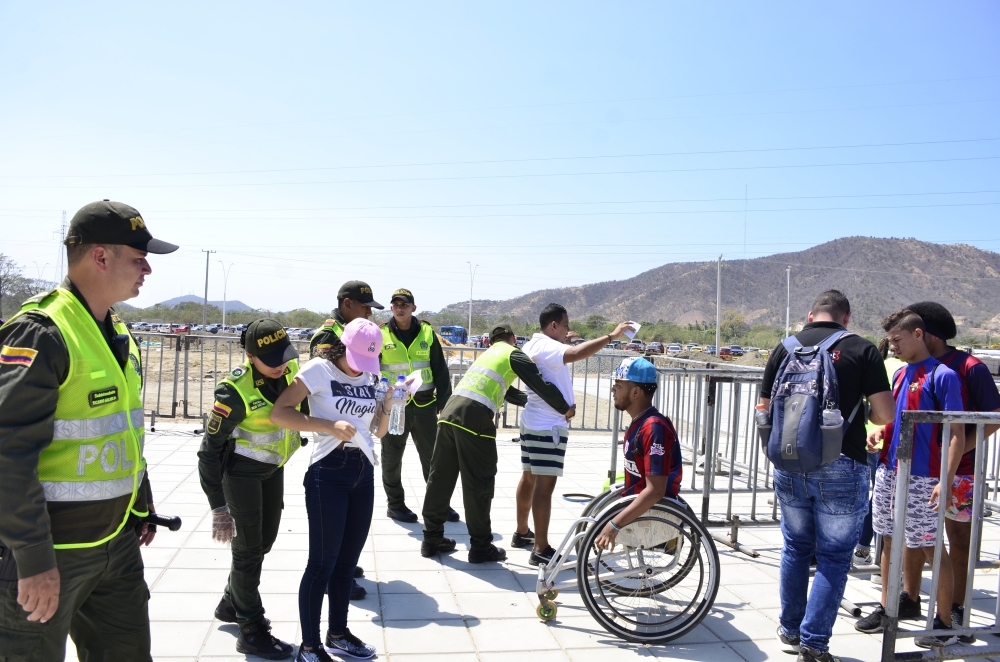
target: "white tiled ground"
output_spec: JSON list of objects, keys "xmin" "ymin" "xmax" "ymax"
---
[{"xmin": 62, "ymin": 423, "xmax": 1000, "ymax": 661}]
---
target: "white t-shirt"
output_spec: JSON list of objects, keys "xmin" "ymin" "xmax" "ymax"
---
[
  {"xmin": 296, "ymin": 357, "xmax": 378, "ymax": 466},
  {"xmin": 520, "ymin": 332, "xmax": 574, "ymax": 431}
]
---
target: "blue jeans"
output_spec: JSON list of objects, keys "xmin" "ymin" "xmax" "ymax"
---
[
  {"xmin": 857, "ymin": 452, "xmax": 879, "ymax": 549},
  {"xmin": 298, "ymin": 449, "xmax": 374, "ymax": 648},
  {"xmin": 774, "ymin": 456, "xmax": 868, "ymax": 653}
]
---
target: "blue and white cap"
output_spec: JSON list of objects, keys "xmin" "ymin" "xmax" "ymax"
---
[{"xmin": 614, "ymin": 357, "xmax": 657, "ymax": 384}]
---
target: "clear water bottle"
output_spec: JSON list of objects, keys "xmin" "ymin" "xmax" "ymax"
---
[
  {"xmin": 388, "ymin": 375, "xmax": 407, "ymax": 435},
  {"xmin": 370, "ymin": 377, "xmax": 390, "ymax": 434}
]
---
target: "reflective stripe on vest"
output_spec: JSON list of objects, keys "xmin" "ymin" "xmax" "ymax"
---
[
  {"xmin": 379, "ymin": 323, "xmax": 435, "ymax": 392},
  {"xmin": 452, "ymin": 343, "xmax": 517, "ymax": 413},
  {"xmin": 223, "ymin": 359, "xmax": 301, "ymax": 467},
  {"xmin": 10, "ymin": 287, "xmax": 146, "ymax": 548}
]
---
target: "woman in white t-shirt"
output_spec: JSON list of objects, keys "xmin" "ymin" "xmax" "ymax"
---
[{"xmin": 271, "ymin": 318, "xmax": 392, "ymax": 662}]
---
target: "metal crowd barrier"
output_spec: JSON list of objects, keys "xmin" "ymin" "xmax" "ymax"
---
[{"xmin": 882, "ymin": 410, "xmax": 1000, "ymax": 661}]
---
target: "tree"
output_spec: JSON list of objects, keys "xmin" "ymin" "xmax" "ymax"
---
[{"xmin": 720, "ymin": 310, "xmax": 750, "ymax": 342}]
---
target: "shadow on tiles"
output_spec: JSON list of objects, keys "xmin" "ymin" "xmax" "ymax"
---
[{"xmin": 375, "ymin": 581, "xmax": 480, "ymax": 628}]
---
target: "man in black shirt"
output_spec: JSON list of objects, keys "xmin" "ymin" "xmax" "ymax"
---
[{"xmin": 761, "ymin": 290, "xmax": 894, "ymax": 662}]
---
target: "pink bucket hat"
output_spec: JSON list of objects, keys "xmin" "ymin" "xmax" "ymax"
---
[{"xmin": 341, "ymin": 318, "xmax": 382, "ymax": 374}]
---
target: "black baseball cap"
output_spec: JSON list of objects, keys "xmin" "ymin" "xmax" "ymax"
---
[
  {"xmin": 490, "ymin": 323, "xmax": 515, "ymax": 343},
  {"xmin": 390, "ymin": 288, "xmax": 415, "ymax": 304},
  {"xmin": 244, "ymin": 319, "xmax": 298, "ymax": 367},
  {"xmin": 338, "ymin": 280, "xmax": 384, "ymax": 309},
  {"xmin": 64, "ymin": 200, "xmax": 178, "ymax": 254}
]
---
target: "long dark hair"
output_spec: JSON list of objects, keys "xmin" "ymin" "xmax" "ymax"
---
[{"xmin": 312, "ymin": 334, "xmax": 347, "ymax": 362}]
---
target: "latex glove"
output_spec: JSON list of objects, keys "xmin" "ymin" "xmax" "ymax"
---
[{"xmin": 212, "ymin": 505, "xmax": 236, "ymax": 545}]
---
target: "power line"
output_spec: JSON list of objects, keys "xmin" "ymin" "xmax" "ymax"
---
[{"xmin": 4, "ymin": 155, "xmax": 998, "ymax": 190}]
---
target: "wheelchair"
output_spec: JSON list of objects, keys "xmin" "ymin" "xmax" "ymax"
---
[{"xmin": 536, "ymin": 486, "xmax": 721, "ymax": 644}]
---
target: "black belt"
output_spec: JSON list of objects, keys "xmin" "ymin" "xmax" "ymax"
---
[{"xmin": 338, "ymin": 444, "xmax": 362, "ymax": 453}]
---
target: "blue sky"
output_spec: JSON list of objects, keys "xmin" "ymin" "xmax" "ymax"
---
[{"xmin": 1, "ymin": 2, "xmax": 998, "ymax": 314}]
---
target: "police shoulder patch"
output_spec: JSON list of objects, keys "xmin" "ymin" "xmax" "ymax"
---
[
  {"xmin": 207, "ymin": 412, "xmax": 223, "ymax": 434},
  {"xmin": 111, "ymin": 313, "xmax": 123, "ymax": 324},
  {"xmin": 230, "ymin": 366, "xmax": 245, "ymax": 378},
  {"xmin": 0, "ymin": 345, "xmax": 38, "ymax": 367},
  {"xmin": 213, "ymin": 401, "xmax": 233, "ymax": 417},
  {"xmin": 323, "ymin": 319, "xmax": 336, "ymax": 326}
]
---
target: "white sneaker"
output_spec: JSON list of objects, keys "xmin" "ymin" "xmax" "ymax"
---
[
  {"xmin": 853, "ymin": 548, "xmax": 873, "ymax": 566},
  {"xmin": 870, "ymin": 573, "xmax": 882, "ymax": 586}
]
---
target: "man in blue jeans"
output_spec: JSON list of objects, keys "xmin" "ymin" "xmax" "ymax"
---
[{"xmin": 761, "ymin": 290, "xmax": 895, "ymax": 662}]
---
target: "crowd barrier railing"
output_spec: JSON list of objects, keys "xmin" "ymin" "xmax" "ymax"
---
[{"xmin": 881, "ymin": 410, "xmax": 1000, "ymax": 661}]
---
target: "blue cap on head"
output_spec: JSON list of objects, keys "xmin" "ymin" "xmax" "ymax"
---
[{"xmin": 615, "ymin": 357, "xmax": 657, "ymax": 384}]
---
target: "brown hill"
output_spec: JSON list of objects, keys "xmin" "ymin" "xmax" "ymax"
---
[{"xmin": 441, "ymin": 237, "xmax": 1000, "ymax": 334}]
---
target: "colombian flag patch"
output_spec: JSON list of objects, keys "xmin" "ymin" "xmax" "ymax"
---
[
  {"xmin": 212, "ymin": 401, "xmax": 232, "ymax": 417},
  {"xmin": 0, "ymin": 345, "xmax": 38, "ymax": 367}
]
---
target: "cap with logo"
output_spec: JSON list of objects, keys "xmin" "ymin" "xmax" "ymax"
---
[
  {"xmin": 390, "ymin": 288, "xmax": 415, "ymax": 305},
  {"xmin": 244, "ymin": 319, "xmax": 298, "ymax": 368},
  {"xmin": 615, "ymin": 357, "xmax": 657, "ymax": 384},
  {"xmin": 340, "ymin": 318, "xmax": 382, "ymax": 373},
  {"xmin": 489, "ymin": 323, "xmax": 515, "ymax": 344},
  {"xmin": 338, "ymin": 280, "xmax": 384, "ymax": 309},
  {"xmin": 64, "ymin": 200, "xmax": 178, "ymax": 254}
]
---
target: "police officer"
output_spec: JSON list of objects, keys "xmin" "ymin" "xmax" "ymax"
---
[
  {"xmin": 308, "ymin": 279, "xmax": 382, "ymax": 599},
  {"xmin": 310, "ymin": 280, "xmax": 384, "ymax": 353},
  {"xmin": 420, "ymin": 324, "xmax": 572, "ymax": 563},
  {"xmin": 379, "ymin": 289, "xmax": 457, "ymax": 523},
  {"xmin": 198, "ymin": 319, "xmax": 302, "ymax": 659},
  {"xmin": 0, "ymin": 200, "xmax": 176, "ymax": 661}
]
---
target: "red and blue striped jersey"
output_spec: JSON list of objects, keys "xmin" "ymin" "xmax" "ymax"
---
[
  {"xmin": 938, "ymin": 349, "xmax": 1000, "ymax": 475},
  {"xmin": 622, "ymin": 407, "xmax": 682, "ymax": 497},
  {"xmin": 882, "ymin": 357, "xmax": 964, "ymax": 478}
]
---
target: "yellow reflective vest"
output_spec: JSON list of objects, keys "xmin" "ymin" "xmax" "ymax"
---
[
  {"xmin": 452, "ymin": 343, "xmax": 517, "ymax": 414},
  {"xmin": 380, "ymin": 322, "xmax": 435, "ymax": 403},
  {"xmin": 10, "ymin": 287, "xmax": 146, "ymax": 549},
  {"xmin": 221, "ymin": 360, "xmax": 302, "ymax": 466}
]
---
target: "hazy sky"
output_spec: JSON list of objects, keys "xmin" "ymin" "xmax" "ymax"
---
[{"xmin": 2, "ymin": 2, "xmax": 998, "ymax": 314}]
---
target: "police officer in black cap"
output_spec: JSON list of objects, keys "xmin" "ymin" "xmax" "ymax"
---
[
  {"xmin": 198, "ymin": 319, "xmax": 304, "ymax": 659},
  {"xmin": 309, "ymin": 280, "xmax": 384, "ymax": 353},
  {"xmin": 0, "ymin": 200, "xmax": 176, "ymax": 661}
]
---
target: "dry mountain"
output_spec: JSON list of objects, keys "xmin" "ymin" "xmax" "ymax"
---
[{"xmin": 442, "ymin": 237, "xmax": 1000, "ymax": 334}]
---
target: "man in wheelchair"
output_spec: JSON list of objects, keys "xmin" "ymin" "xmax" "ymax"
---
[{"xmin": 596, "ymin": 357, "xmax": 683, "ymax": 551}]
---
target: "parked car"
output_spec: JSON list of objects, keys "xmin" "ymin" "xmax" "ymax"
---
[
  {"xmin": 705, "ymin": 345, "xmax": 717, "ymax": 355},
  {"xmin": 646, "ymin": 342, "xmax": 665, "ymax": 354},
  {"xmin": 296, "ymin": 328, "xmax": 314, "ymax": 339},
  {"xmin": 728, "ymin": 345, "xmax": 744, "ymax": 357},
  {"xmin": 515, "ymin": 336, "xmax": 528, "ymax": 348},
  {"xmin": 174, "ymin": 324, "xmax": 190, "ymax": 333},
  {"xmin": 718, "ymin": 347, "xmax": 733, "ymax": 359},
  {"xmin": 625, "ymin": 340, "xmax": 644, "ymax": 352},
  {"xmin": 666, "ymin": 343, "xmax": 682, "ymax": 355}
]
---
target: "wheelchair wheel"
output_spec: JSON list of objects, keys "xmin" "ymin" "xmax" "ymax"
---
[{"xmin": 576, "ymin": 498, "xmax": 720, "ymax": 644}]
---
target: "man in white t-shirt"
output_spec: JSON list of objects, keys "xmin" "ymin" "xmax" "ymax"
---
[{"xmin": 514, "ymin": 304, "xmax": 635, "ymax": 566}]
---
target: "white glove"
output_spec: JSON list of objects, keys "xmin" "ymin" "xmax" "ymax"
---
[{"xmin": 212, "ymin": 505, "xmax": 236, "ymax": 545}]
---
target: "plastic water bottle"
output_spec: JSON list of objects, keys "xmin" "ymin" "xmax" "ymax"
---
[
  {"xmin": 370, "ymin": 377, "xmax": 390, "ymax": 434},
  {"xmin": 388, "ymin": 375, "xmax": 407, "ymax": 435}
]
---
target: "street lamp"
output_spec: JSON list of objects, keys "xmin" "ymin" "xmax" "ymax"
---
[
  {"xmin": 467, "ymin": 261, "xmax": 479, "ymax": 339},
  {"xmin": 218, "ymin": 261, "xmax": 235, "ymax": 331}
]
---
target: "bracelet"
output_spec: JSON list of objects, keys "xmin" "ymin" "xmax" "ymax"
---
[
  {"xmin": 382, "ymin": 405, "xmax": 392, "ymax": 415},
  {"xmin": 609, "ymin": 521, "xmax": 622, "ymax": 531}
]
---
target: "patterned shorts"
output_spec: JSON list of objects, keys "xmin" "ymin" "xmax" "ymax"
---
[
  {"xmin": 945, "ymin": 475, "xmax": 975, "ymax": 523},
  {"xmin": 872, "ymin": 464, "xmax": 940, "ymax": 549},
  {"xmin": 520, "ymin": 424, "xmax": 569, "ymax": 477}
]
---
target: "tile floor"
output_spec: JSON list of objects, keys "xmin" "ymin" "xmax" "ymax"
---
[{"xmin": 57, "ymin": 423, "xmax": 1000, "ymax": 661}]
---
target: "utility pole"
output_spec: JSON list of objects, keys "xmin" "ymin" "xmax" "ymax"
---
[
  {"xmin": 55, "ymin": 211, "xmax": 67, "ymax": 282},
  {"xmin": 218, "ymin": 261, "xmax": 235, "ymax": 330},
  {"xmin": 785, "ymin": 266, "xmax": 791, "ymax": 338},
  {"xmin": 467, "ymin": 261, "xmax": 479, "ymax": 338},
  {"xmin": 201, "ymin": 250, "xmax": 216, "ymax": 328},
  {"xmin": 715, "ymin": 255, "xmax": 721, "ymax": 355}
]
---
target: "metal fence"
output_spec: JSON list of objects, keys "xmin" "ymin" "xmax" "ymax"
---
[{"xmin": 882, "ymin": 410, "xmax": 1000, "ymax": 661}]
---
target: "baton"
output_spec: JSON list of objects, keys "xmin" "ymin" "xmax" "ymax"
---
[{"xmin": 142, "ymin": 513, "xmax": 182, "ymax": 532}]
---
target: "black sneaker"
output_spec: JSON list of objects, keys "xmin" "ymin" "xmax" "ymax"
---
[
  {"xmin": 354, "ymin": 565, "xmax": 364, "ymax": 578},
  {"xmin": 420, "ymin": 537, "xmax": 457, "ymax": 557},
  {"xmin": 294, "ymin": 646, "xmax": 333, "ymax": 662},
  {"xmin": 236, "ymin": 618, "xmax": 294, "ymax": 660},
  {"xmin": 899, "ymin": 591, "xmax": 922, "ymax": 620},
  {"xmin": 350, "ymin": 579, "xmax": 366, "ymax": 600},
  {"xmin": 447, "ymin": 508, "xmax": 461, "ymax": 522},
  {"xmin": 214, "ymin": 596, "xmax": 237, "ymax": 623},
  {"xmin": 777, "ymin": 625, "xmax": 800, "ymax": 653},
  {"xmin": 325, "ymin": 627, "xmax": 376, "ymax": 659},
  {"xmin": 797, "ymin": 645, "xmax": 841, "ymax": 662},
  {"xmin": 387, "ymin": 506, "xmax": 419, "ymax": 523},
  {"xmin": 468, "ymin": 545, "xmax": 507, "ymax": 564},
  {"xmin": 951, "ymin": 604, "xmax": 975, "ymax": 644},
  {"xmin": 528, "ymin": 545, "xmax": 556, "ymax": 567},
  {"xmin": 915, "ymin": 616, "xmax": 959, "ymax": 648},
  {"xmin": 511, "ymin": 529, "xmax": 535, "ymax": 548},
  {"xmin": 855, "ymin": 604, "xmax": 885, "ymax": 633}
]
